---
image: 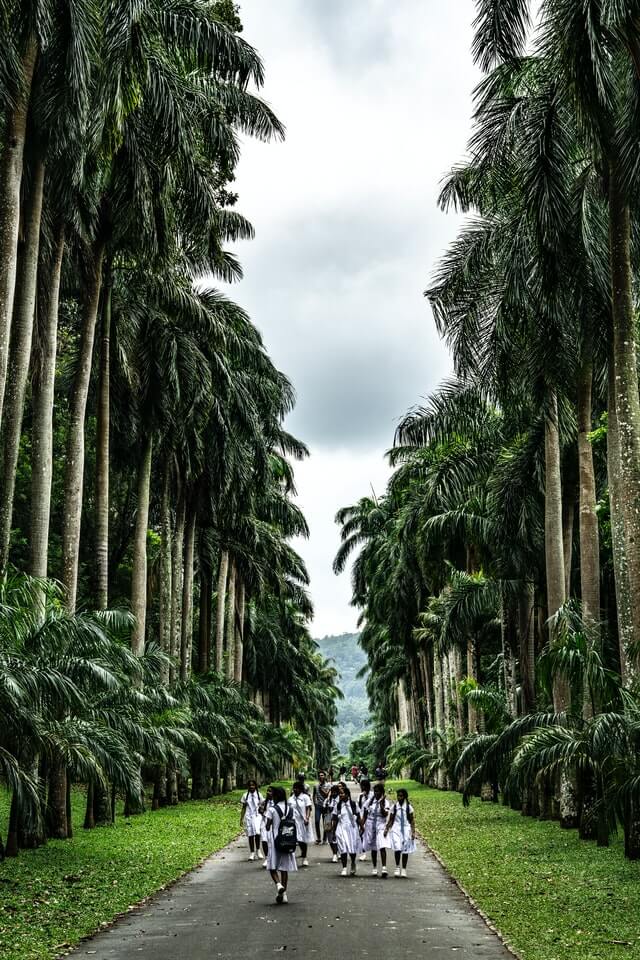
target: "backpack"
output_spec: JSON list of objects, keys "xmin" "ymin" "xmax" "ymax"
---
[{"xmin": 275, "ymin": 802, "xmax": 297, "ymax": 853}]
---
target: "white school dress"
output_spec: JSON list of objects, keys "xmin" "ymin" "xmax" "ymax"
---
[
  {"xmin": 290, "ymin": 793, "xmax": 315, "ymax": 844},
  {"xmin": 333, "ymin": 799, "xmax": 360, "ymax": 856},
  {"xmin": 241, "ymin": 790, "xmax": 263, "ymax": 836},
  {"xmin": 356, "ymin": 790, "xmax": 374, "ymax": 852},
  {"xmin": 260, "ymin": 799, "xmax": 273, "ymax": 844},
  {"xmin": 266, "ymin": 801, "xmax": 298, "ymax": 872},
  {"xmin": 362, "ymin": 798, "xmax": 390, "ymax": 852},
  {"xmin": 388, "ymin": 801, "xmax": 417, "ymax": 854}
]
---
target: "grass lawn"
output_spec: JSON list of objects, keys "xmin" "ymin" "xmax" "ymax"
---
[
  {"xmin": 394, "ymin": 781, "xmax": 640, "ymax": 960},
  {"xmin": 0, "ymin": 788, "xmax": 243, "ymax": 960}
]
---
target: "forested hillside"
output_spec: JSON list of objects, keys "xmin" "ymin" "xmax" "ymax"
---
[{"xmin": 316, "ymin": 633, "xmax": 370, "ymax": 754}]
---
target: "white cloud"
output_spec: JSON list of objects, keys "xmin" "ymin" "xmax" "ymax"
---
[{"xmin": 224, "ymin": 1, "xmax": 481, "ymax": 635}]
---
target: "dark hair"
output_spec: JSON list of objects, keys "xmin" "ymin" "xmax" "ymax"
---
[
  {"xmin": 292, "ymin": 780, "xmax": 303, "ymax": 793},
  {"xmin": 338, "ymin": 782, "xmax": 351, "ymax": 800},
  {"xmin": 271, "ymin": 786, "xmax": 286, "ymax": 805},
  {"xmin": 360, "ymin": 779, "xmax": 371, "ymax": 793},
  {"xmin": 247, "ymin": 779, "xmax": 257, "ymax": 789},
  {"xmin": 373, "ymin": 781, "xmax": 385, "ymax": 795},
  {"xmin": 295, "ymin": 773, "xmax": 305, "ymax": 783},
  {"xmin": 397, "ymin": 788, "xmax": 409, "ymax": 803}
]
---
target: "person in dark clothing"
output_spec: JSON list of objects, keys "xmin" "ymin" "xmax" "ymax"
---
[{"xmin": 312, "ymin": 770, "xmax": 330, "ymax": 843}]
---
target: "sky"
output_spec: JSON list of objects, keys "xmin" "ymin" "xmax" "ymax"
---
[{"xmin": 224, "ymin": 1, "xmax": 481, "ymax": 637}]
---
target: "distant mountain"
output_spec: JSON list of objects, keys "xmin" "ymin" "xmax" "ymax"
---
[{"xmin": 316, "ymin": 632, "xmax": 371, "ymax": 755}]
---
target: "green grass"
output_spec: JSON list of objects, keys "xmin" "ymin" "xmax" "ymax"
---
[
  {"xmin": 393, "ymin": 781, "xmax": 640, "ymax": 960},
  {"xmin": 0, "ymin": 788, "xmax": 243, "ymax": 960},
  {"xmin": 6, "ymin": 779, "xmax": 639, "ymax": 960}
]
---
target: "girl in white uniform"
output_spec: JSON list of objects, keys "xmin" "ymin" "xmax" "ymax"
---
[
  {"xmin": 239, "ymin": 780, "xmax": 263, "ymax": 860},
  {"xmin": 266, "ymin": 786, "xmax": 297, "ymax": 904},
  {"xmin": 324, "ymin": 784, "xmax": 340, "ymax": 862},
  {"xmin": 259, "ymin": 786, "xmax": 274, "ymax": 867},
  {"xmin": 332, "ymin": 782, "xmax": 360, "ymax": 876},
  {"xmin": 290, "ymin": 781, "xmax": 314, "ymax": 865},
  {"xmin": 356, "ymin": 778, "xmax": 374, "ymax": 860},
  {"xmin": 361, "ymin": 781, "xmax": 390, "ymax": 877},
  {"xmin": 385, "ymin": 788, "xmax": 417, "ymax": 877}
]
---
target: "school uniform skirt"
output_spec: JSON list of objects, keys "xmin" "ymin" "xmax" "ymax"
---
[
  {"xmin": 292, "ymin": 809, "xmax": 315, "ymax": 845},
  {"xmin": 363, "ymin": 817, "xmax": 389, "ymax": 852},
  {"xmin": 267, "ymin": 807, "xmax": 298, "ymax": 873},
  {"xmin": 244, "ymin": 811, "xmax": 262, "ymax": 837},
  {"xmin": 389, "ymin": 821, "xmax": 417, "ymax": 854},
  {"xmin": 334, "ymin": 815, "xmax": 360, "ymax": 856}
]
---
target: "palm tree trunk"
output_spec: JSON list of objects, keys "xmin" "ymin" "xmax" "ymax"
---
[
  {"xmin": 5, "ymin": 793, "xmax": 19, "ymax": 856},
  {"xmin": 607, "ymin": 348, "xmax": 635, "ymax": 684},
  {"xmin": 608, "ymin": 163, "xmax": 640, "ymax": 669},
  {"xmin": 225, "ymin": 559, "xmax": 236, "ymax": 680},
  {"xmin": 30, "ymin": 226, "xmax": 65, "ymax": 578},
  {"xmin": 131, "ymin": 434, "xmax": 153, "ymax": 657},
  {"xmin": 577, "ymin": 353, "xmax": 601, "ymax": 629},
  {"xmin": 501, "ymin": 596, "xmax": 518, "ymax": 717},
  {"xmin": 46, "ymin": 754, "xmax": 67, "ymax": 839},
  {"xmin": 180, "ymin": 504, "xmax": 197, "ymax": 681},
  {"xmin": 170, "ymin": 494, "xmax": 185, "ymax": 683},
  {"xmin": 518, "ymin": 581, "xmax": 536, "ymax": 713},
  {"xmin": 159, "ymin": 464, "xmax": 172, "ymax": 683},
  {"xmin": 544, "ymin": 394, "xmax": 569, "ymax": 712},
  {"xmin": 410, "ymin": 654, "xmax": 428, "ymax": 746},
  {"xmin": 433, "ymin": 654, "xmax": 446, "ymax": 789},
  {"xmin": 234, "ymin": 576, "xmax": 245, "ymax": 682},
  {"xmin": 198, "ymin": 566, "xmax": 211, "ymax": 673},
  {"xmin": 61, "ymin": 241, "xmax": 105, "ymax": 610},
  {"xmin": 84, "ymin": 782, "xmax": 95, "ymax": 830},
  {"xmin": 0, "ymin": 37, "xmax": 38, "ymax": 429},
  {"xmin": 95, "ymin": 271, "xmax": 111, "ymax": 610},
  {"xmin": 420, "ymin": 648, "xmax": 434, "ymax": 733},
  {"xmin": 0, "ymin": 158, "xmax": 45, "ymax": 569},
  {"xmin": 215, "ymin": 549, "xmax": 229, "ymax": 671},
  {"xmin": 466, "ymin": 636, "xmax": 477, "ymax": 733},
  {"xmin": 562, "ymin": 489, "xmax": 575, "ymax": 601}
]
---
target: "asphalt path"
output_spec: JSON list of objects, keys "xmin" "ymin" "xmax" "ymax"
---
[{"xmin": 65, "ymin": 816, "xmax": 515, "ymax": 959}]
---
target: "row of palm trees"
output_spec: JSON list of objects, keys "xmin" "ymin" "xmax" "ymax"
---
[
  {"xmin": 0, "ymin": 1, "xmax": 339, "ymax": 857},
  {"xmin": 336, "ymin": 0, "xmax": 640, "ymax": 860}
]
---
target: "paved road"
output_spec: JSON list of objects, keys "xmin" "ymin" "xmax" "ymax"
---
[{"xmin": 66, "ymin": 834, "xmax": 514, "ymax": 959}]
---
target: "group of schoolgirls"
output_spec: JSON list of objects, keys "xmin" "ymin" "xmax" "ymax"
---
[
  {"xmin": 239, "ymin": 780, "xmax": 313, "ymax": 904},
  {"xmin": 324, "ymin": 779, "xmax": 416, "ymax": 879},
  {"xmin": 239, "ymin": 777, "xmax": 417, "ymax": 904}
]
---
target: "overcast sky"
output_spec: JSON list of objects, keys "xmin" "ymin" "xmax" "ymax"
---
[{"xmin": 225, "ymin": 1, "xmax": 481, "ymax": 637}]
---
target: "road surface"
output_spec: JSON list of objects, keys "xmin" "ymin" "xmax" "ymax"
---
[{"xmin": 65, "ymin": 834, "xmax": 515, "ymax": 959}]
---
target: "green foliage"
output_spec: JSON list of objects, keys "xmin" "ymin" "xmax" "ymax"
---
[
  {"xmin": 410, "ymin": 784, "xmax": 640, "ymax": 960},
  {"xmin": 0, "ymin": 787, "xmax": 242, "ymax": 960}
]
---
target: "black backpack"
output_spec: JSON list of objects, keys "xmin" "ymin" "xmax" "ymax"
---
[{"xmin": 275, "ymin": 802, "xmax": 297, "ymax": 853}]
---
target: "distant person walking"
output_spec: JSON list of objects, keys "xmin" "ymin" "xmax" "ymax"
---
[
  {"xmin": 266, "ymin": 787, "xmax": 297, "ymax": 904},
  {"xmin": 385, "ymin": 788, "xmax": 417, "ymax": 877},
  {"xmin": 258, "ymin": 786, "xmax": 274, "ymax": 867},
  {"xmin": 332, "ymin": 782, "xmax": 360, "ymax": 876},
  {"xmin": 361, "ymin": 782, "xmax": 390, "ymax": 877},
  {"xmin": 290, "ymin": 780, "xmax": 314, "ymax": 865},
  {"xmin": 357, "ymin": 778, "xmax": 374, "ymax": 861},
  {"xmin": 312, "ymin": 771, "xmax": 330, "ymax": 843},
  {"xmin": 240, "ymin": 780, "xmax": 263, "ymax": 861},
  {"xmin": 324, "ymin": 784, "xmax": 340, "ymax": 861}
]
